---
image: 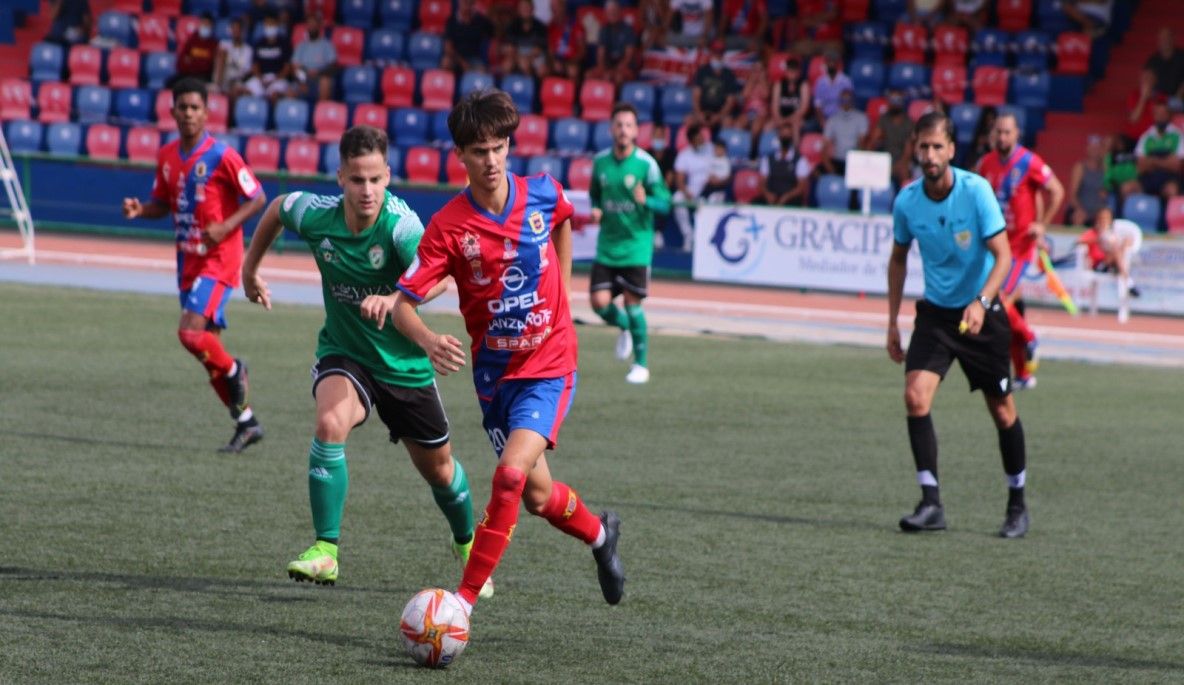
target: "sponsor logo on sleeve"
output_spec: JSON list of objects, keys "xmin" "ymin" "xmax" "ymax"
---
[
  {"xmin": 282, "ymin": 192, "xmax": 302, "ymax": 212},
  {"xmin": 237, "ymin": 167, "xmax": 258, "ymax": 196}
]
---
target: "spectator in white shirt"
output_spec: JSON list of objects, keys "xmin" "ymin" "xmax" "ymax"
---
[
  {"xmin": 672, "ymin": 122, "xmax": 714, "ymax": 251},
  {"xmin": 213, "ymin": 17, "xmax": 253, "ymax": 96}
]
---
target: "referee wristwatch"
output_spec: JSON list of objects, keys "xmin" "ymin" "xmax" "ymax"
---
[{"xmin": 976, "ymin": 295, "xmax": 992, "ymax": 310}]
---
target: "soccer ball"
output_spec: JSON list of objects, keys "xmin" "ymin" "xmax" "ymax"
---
[{"xmin": 399, "ymin": 588, "xmax": 470, "ymax": 668}]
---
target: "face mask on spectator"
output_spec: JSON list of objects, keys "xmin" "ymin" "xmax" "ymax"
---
[
  {"xmin": 308, "ymin": 29, "xmax": 320, "ymax": 39},
  {"xmin": 652, "ymin": 139, "xmax": 666, "ymax": 151},
  {"xmin": 1156, "ymin": 120, "xmax": 1169, "ymax": 132},
  {"xmin": 263, "ymin": 25, "xmax": 279, "ymax": 39},
  {"xmin": 198, "ymin": 26, "xmax": 212, "ymax": 38},
  {"xmin": 780, "ymin": 135, "xmax": 793, "ymax": 147},
  {"xmin": 711, "ymin": 59, "xmax": 723, "ymax": 70}
]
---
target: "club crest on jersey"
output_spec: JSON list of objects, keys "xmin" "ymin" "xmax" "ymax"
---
[
  {"xmin": 955, "ymin": 230, "xmax": 972, "ymax": 249},
  {"xmin": 461, "ymin": 232, "xmax": 481, "ymax": 259},
  {"xmin": 319, "ymin": 237, "xmax": 336, "ymax": 263},
  {"xmin": 368, "ymin": 244, "xmax": 385, "ymax": 269},
  {"xmin": 624, "ymin": 173, "xmax": 636, "ymax": 188},
  {"xmin": 195, "ymin": 161, "xmax": 207, "ymax": 178},
  {"xmin": 529, "ymin": 211, "xmax": 546, "ymax": 235},
  {"xmin": 503, "ymin": 238, "xmax": 518, "ymax": 260},
  {"xmin": 469, "ymin": 258, "xmax": 491, "ymax": 285}
]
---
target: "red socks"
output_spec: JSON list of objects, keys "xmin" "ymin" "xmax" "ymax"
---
[
  {"xmin": 458, "ymin": 465, "xmax": 526, "ymax": 605},
  {"xmin": 1003, "ymin": 301, "xmax": 1035, "ymax": 344},
  {"xmin": 538, "ymin": 481, "xmax": 601, "ymax": 545},
  {"xmin": 178, "ymin": 328, "xmax": 236, "ymax": 408}
]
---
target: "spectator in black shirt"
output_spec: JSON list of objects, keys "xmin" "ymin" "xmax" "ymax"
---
[
  {"xmin": 691, "ymin": 40, "xmax": 741, "ymax": 134},
  {"xmin": 589, "ymin": 0, "xmax": 639, "ymax": 88},
  {"xmin": 1145, "ymin": 27, "xmax": 1184, "ymax": 101},
  {"xmin": 243, "ymin": 13, "xmax": 293, "ymax": 102},
  {"xmin": 443, "ymin": 0, "xmax": 495, "ymax": 73},
  {"xmin": 501, "ymin": 0, "xmax": 548, "ymax": 78},
  {"xmin": 44, "ymin": 0, "xmax": 91, "ymax": 47}
]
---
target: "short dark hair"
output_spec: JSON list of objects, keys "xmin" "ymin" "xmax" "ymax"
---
[
  {"xmin": 339, "ymin": 125, "xmax": 389, "ymax": 162},
  {"xmin": 171, "ymin": 77, "xmax": 208, "ymax": 105},
  {"xmin": 611, "ymin": 102, "xmax": 638, "ymax": 121},
  {"xmin": 914, "ymin": 111, "xmax": 956, "ymax": 143},
  {"xmin": 685, "ymin": 122, "xmax": 704, "ymax": 141},
  {"xmin": 448, "ymin": 89, "xmax": 520, "ymax": 149}
]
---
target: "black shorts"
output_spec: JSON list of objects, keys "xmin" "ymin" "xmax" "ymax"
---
[
  {"xmin": 310, "ymin": 355, "xmax": 450, "ymax": 447},
  {"xmin": 590, "ymin": 261, "xmax": 649, "ymax": 298},
  {"xmin": 906, "ymin": 298, "xmax": 1013, "ymax": 396}
]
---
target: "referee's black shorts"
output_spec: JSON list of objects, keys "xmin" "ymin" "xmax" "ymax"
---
[{"xmin": 906, "ymin": 297, "xmax": 1014, "ymax": 396}]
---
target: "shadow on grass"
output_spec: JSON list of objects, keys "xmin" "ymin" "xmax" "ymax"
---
[
  {"xmin": 610, "ymin": 500, "xmax": 887, "ymax": 532},
  {"xmin": 916, "ymin": 642, "xmax": 1184, "ymax": 674},
  {"xmin": 0, "ymin": 428, "xmax": 207, "ymax": 451}
]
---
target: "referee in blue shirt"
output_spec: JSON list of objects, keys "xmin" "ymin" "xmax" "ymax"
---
[{"xmin": 886, "ymin": 112, "xmax": 1030, "ymax": 539}]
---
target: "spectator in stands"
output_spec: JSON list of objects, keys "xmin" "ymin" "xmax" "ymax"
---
[
  {"xmin": 1104, "ymin": 134, "xmax": 1142, "ymax": 208},
  {"xmin": 739, "ymin": 62, "xmax": 771, "ymax": 147},
  {"xmin": 770, "ymin": 55, "xmax": 812, "ymax": 138},
  {"xmin": 812, "ymin": 50, "xmax": 854, "ymax": 125},
  {"xmin": 1134, "ymin": 101, "xmax": 1183, "ymax": 206},
  {"xmin": 691, "ymin": 40, "xmax": 741, "ymax": 134},
  {"xmin": 794, "ymin": 0, "xmax": 842, "ymax": 55},
  {"xmin": 672, "ymin": 122, "xmax": 714, "ymax": 251},
  {"xmin": 544, "ymin": 0, "xmax": 585, "ymax": 80},
  {"xmin": 1125, "ymin": 69, "xmax": 1164, "ymax": 149},
  {"xmin": 45, "ymin": 0, "xmax": 91, "ymax": 47},
  {"xmin": 244, "ymin": 13, "xmax": 294, "ymax": 102},
  {"xmin": 970, "ymin": 105, "xmax": 997, "ymax": 166},
  {"xmin": 637, "ymin": 0, "xmax": 670, "ymax": 50},
  {"xmin": 247, "ymin": 0, "xmax": 274, "ymax": 35},
  {"xmin": 646, "ymin": 122, "xmax": 677, "ymax": 188},
  {"xmin": 213, "ymin": 17, "xmax": 253, "ymax": 97},
  {"xmin": 718, "ymin": 0, "xmax": 769, "ymax": 51},
  {"xmin": 589, "ymin": 1, "xmax": 639, "ymax": 88},
  {"xmin": 1144, "ymin": 28, "xmax": 1184, "ymax": 103},
  {"xmin": 503, "ymin": 0, "xmax": 549, "ymax": 79},
  {"xmin": 702, "ymin": 140, "xmax": 733, "ymax": 203},
  {"xmin": 823, "ymin": 89, "xmax": 868, "ymax": 176},
  {"xmin": 949, "ymin": 0, "xmax": 988, "ymax": 31},
  {"xmin": 1065, "ymin": 135, "xmax": 1109, "ymax": 227},
  {"xmin": 907, "ymin": 0, "xmax": 947, "ymax": 27},
  {"xmin": 865, "ymin": 89, "xmax": 914, "ymax": 188},
  {"xmin": 758, "ymin": 121, "xmax": 810, "ymax": 206},
  {"xmin": 1061, "ymin": 0, "xmax": 1113, "ymax": 38},
  {"xmin": 292, "ymin": 12, "xmax": 337, "ymax": 101},
  {"xmin": 175, "ymin": 13, "xmax": 220, "ymax": 85},
  {"xmin": 443, "ymin": 0, "xmax": 495, "ymax": 74},
  {"xmin": 667, "ymin": 0, "xmax": 714, "ymax": 48}
]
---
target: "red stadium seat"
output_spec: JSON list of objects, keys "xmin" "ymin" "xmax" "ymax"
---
[
  {"xmin": 891, "ymin": 23, "xmax": 927, "ymax": 64},
  {"xmin": 932, "ymin": 65, "xmax": 967, "ymax": 104},
  {"xmin": 151, "ymin": 0, "xmax": 183, "ymax": 13},
  {"xmin": 419, "ymin": 68, "xmax": 456, "ymax": 112},
  {"xmin": 540, "ymin": 76, "xmax": 575, "ymax": 119},
  {"xmin": 807, "ymin": 54, "xmax": 829, "ymax": 87},
  {"xmin": 175, "ymin": 15, "xmax": 201, "ymax": 50},
  {"xmin": 0, "ymin": 79, "xmax": 32, "ymax": 121},
  {"xmin": 972, "ymin": 66, "xmax": 1009, "ymax": 106},
  {"xmin": 126, "ymin": 125, "xmax": 160, "ymax": 163},
  {"xmin": 137, "ymin": 14, "xmax": 170, "ymax": 53},
  {"xmin": 285, "ymin": 137, "xmax": 320, "ymax": 175},
  {"xmin": 908, "ymin": 99, "xmax": 936, "ymax": 121},
  {"xmin": 332, "ymin": 26, "xmax": 365, "ymax": 67},
  {"xmin": 110, "ymin": 0, "xmax": 144, "ymax": 11},
  {"xmin": 732, "ymin": 169, "xmax": 762, "ymax": 205},
  {"xmin": 932, "ymin": 25, "xmax": 968, "ymax": 67},
  {"xmin": 305, "ymin": 0, "xmax": 337, "ymax": 25},
  {"xmin": 637, "ymin": 121, "xmax": 654, "ymax": 149},
  {"xmin": 154, "ymin": 88, "xmax": 176, "ymax": 130},
  {"xmin": 840, "ymin": 0, "xmax": 869, "ymax": 22},
  {"xmin": 566, "ymin": 156, "xmax": 592, "ymax": 191},
  {"xmin": 381, "ymin": 66, "xmax": 415, "ymax": 108},
  {"xmin": 579, "ymin": 78, "xmax": 615, "ymax": 121},
  {"xmin": 798, "ymin": 132, "xmax": 826, "ymax": 165},
  {"xmin": 996, "ymin": 0, "xmax": 1032, "ymax": 32},
  {"xmin": 291, "ymin": 22, "xmax": 310, "ymax": 49},
  {"xmin": 85, "ymin": 123, "xmax": 121, "ymax": 159},
  {"xmin": 313, "ymin": 100, "xmax": 348, "ymax": 143},
  {"xmin": 418, "ymin": 0, "xmax": 451, "ymax": 33},
  {"xmin": 1166, "ymin": 196, "xmax": 1184, "ymax": 235},
  {"xmin": 1055, "ymin": 32, "xmax": 1091, "ymax": 75},
  {"xmin": 106, "ymin": 48, "xmax": 140, "ymax": 89},
  {"xmin": 865, "ymin": 96, "xmax": 888, "ymax": 130},
  {"xmin": 352, "ymin": 103, "xmax": 388, "ymax": 129},
  {"xmin": 37, "ymin": 81, "xmax": 72, "ymax": 123},
  {"xmin": 207, "ymin": 92, "xmax": 228, "ymax": 133},
  {"xmin": 514, "ymin": 114, "xmax": 548, "ymax": 156},
  {"xmin": 404, "ymin": 146, "xmax": 441, "ymax": 184},
  {"xmin": 445, "ymin": 151, "xmax": 468, "ymax": 186},
  {"xmin": 67, "ymin": 45, "xmax": 102, "ymax": 86},
  {"xmin": 245, "ymin": 134, "xmax": 281, "ymax": 172}
]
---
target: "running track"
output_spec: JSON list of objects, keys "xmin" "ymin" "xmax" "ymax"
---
[{"xmin": 3, "ymin": 233, "xmax": 1183, "ymax": 369}]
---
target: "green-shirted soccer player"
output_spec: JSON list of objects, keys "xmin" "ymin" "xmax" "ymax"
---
[
  {"xmin": 589, "ymin": 102, "xmax": 672, "ymax": 384},
  {"xmin": 241, "ymin": 126, "xmax": 491, "ymax": 596}
]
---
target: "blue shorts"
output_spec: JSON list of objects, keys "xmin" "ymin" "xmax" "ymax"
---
[
  {"xmin": 180, "ymin": 275, "xmax": 233, "ymax": 329},
  {"xmin": 1001, "ymin": 257, "xmax": 1034, "ymax": 296},
  {"xmin": 479, "ymin": 372, "xmax": 577, "ymax": 458}
]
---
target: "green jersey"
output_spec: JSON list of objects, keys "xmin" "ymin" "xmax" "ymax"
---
[
  {"xmin": 589, "ymin": 146, "xmax": 672, "ymax": 267},
  {"xmin": 279, "ymin": 189, "xmax": 433, "ymax": 387}
]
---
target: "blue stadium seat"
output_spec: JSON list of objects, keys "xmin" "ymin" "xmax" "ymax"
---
[
  {"xmin": 225, "ymin": 0, "xmax": 252, "ymax": 18},
  {"xmin": 659, "ymin": 84, "xmax": 693, "ymax": 126},
  {"xmin": 591, "ymin": 120, "xmax": 612, "ymax": 151},
  {"xmin": 187, "ymin": 0, "xmax": 221, "ymax": 15},
  {"xmin": 756, "ymin": 129, "xmax": 779, "ymax": 158},
  {"xmin": 30, "ymin": 42, "xmax": 64, "ymax": 83},
  {"xmin": 459, "ymin": 71, "xmax": 495, "ymax": 99},
  {"xmin": 874, "ymin": 0, "xmax": 907, "ymax": 23},
  {"xmin": 97, "ymin": 11, "xmax": 134, "ymax": 47},
  {"xmin": 232, "ymin": 96, "xmax": 268, "ymax": 134},
  {"xmin": 949, "ymin": 102, "xmax": 981, "ymax": 145},
  {"xmin": 407, "ymin": 32, "xmax": 443, "ymax": 72},
  {"xmin": 847, "ymin": 22, "xmax": 888, "ymax": 61},
  {"xmin": 506, "ymin": 154, "xmax": 526, "ymax": 177},
  {"xmin": 850, "ymin": 59, "xmax": 886, "ymax": 102},
  {"xmin": 430, "ymin": 110, "xmax": 451, "ymax": 144},
  {"xmin": 869, "ymin": 186, "xmax": 895, "ymax": 214},
  {"xmin": 1037, "ymin": 0, "xmax": 1076, "ymax": 35},
  {"xmin": 383, "ymin": 144, "xmax": 404, "ymax": 178},
  {"xmin": 216, "ymin": 133, "xmax": 243, "ymax": 154},
  {"xmin": 75, "ymin": 85, "xmax": 111, "ymax": 123},
  {"xmin": 815, "ymin": 174, "xmax": 849, "ymax": 211},
  {"xmin": 390, "ymin": 107, "xmax": 428, "ymax": 146},
  {"xmin": 500, "ymin": 73, "xmax": 535, "ymax": 112},
  {"xmin": 1122, "ymin": 193, "xmax": 1161, "ymax": 231},
  {"xmin": 341, "ymin": 65, "xmax": 378, "ymax": 105},
  {"xmin": 620, "ymin": 81, "xmax": 655, "ymax": 123},
  {"xmin": 997, "ymin": 104, "xmax": 1028, "ymax": 134},
  {"xmin": 551, "ymin": 117, "xmax": 589, "ymax": 154},
  {"xmin": 717, "ymin": 127, "xmax": 751, "ymax": 161},
  {"xmin": 113, "ymin": 88, "xmax": 152, "ymax": 123},
  {"xmin": 4, "ymin": 120, "xmax": 43, "ymax": 153},
  {"xmin": 1011, "ymin": 71, "xmax": 1050, "ymax": 109},
  {"xmin": 378, "ymin": 0, "xmax": 415, "ymax": 31},
  {"xmin": 143, "ymin": 52, "xmax": 176, "ymax": 90},
  {"xmin": 1015, "ymin": 31, "xmax": 1051, "ymax": 71},
  {"xmin": 367, "ymin": 29, "xmax": 404, "ymax": 64},
  {"xmin": 887, "ymin": 63, "xmax": 929, "ymax": 96},
  {"xmin": 274, "ymin": 98, "xmax": 310, "ymax": 135},
  {"xmin": 214, "ymin": 18, "xmax": 234, "ymax": 42},
  {"xmin": 970, "ymin": 28, "xmax": 1010, "ymax": 68},
  {"xmin": 341, "ymin": 0, "xmax": 377, "ymax": 28},
  {"xmin": 526, "ymin": 154, "xmax": 564, "ymax": 181},
  {"xmin": 45, "ymin": 122, "xmax": 82, "ymax": 156},
  {"xmin": 321, "ymin": 142, "xmax": 341, "ymax": 173}
]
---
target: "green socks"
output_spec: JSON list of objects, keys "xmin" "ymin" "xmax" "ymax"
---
[
  {"xmin": 431, "ymin": 457, "xmax": 476, "ymax": 544},
  {"xmin": 594, "ymin": 303, "xmax": 628, "ymax": 330},
  {"xmin": 308, "ymin": 438, "xmax": 348, "ymax": 542},
  {"xmin": 625, "ymin": 304, "xmax": 648, "ymax": 367}
]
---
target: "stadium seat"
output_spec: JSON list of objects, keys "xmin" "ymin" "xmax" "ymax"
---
[
  {"xmin": 949, "ymin": 102, "xmax": 981, "ymax": 145},
  {"xmin": 352, "ymin": 103, "xmax": 388, "ymax": 129},
  {"xmin": 637, "ymin": 121, "xmax": 655, "ymax": 150},
  {"xmin": 887, "ymin": 63, "xmax": 929, "ymax": 95},
  {"xmin": 245, "ymin": 134, "xmax": 281, "ymax": 172},
  {"xmin": 756, "ymin": 129, "xmax": 778, "ymax": 158},
  {"xmin": 865, "ymin": 96, "xmax": 889, "ymax": 129},
  {"xmin": 932, "ymin": 65, "xmax": 968, "ymax": 104},
  {"xmin": 175, "ymin": 15, "xmax": 201, "ymax": 50},
  {"xmin": 284, "ymin": 137, "xmax": 321, "ymax": 175},
  {"xmin": 526, "ymin": 154, "xmax": 564, "ymax": 181},
  {"xmin": 970, "ymin": 28, "xmax": 1009, "ymax": 68},
  {"xmin": 551, "ymin": 117, "xmax": 589, "ymax": 154},
  {"xmin": 303, "ymin": 0, "xmax": 335, "ymax": 24},
  {"xmin": 321, "ymin": 142, "xmax": 342, "ymax": 174},
  {"xmin": 187, "ymin": 0, "xmax": 220, "ymax": 15},
  {"xmin": 143, "ymin": 52, "xmax": 176, "ymax": 90},
  {"xmin": 619, "ymin": 81, "xmax": 655, "ymax": 123},
  {"xmin": 216, "ymin": 133, "xmax": 242, "ymax": 154},
  {"xmin": 367, "ymin": 29, "xmax": 405, "ymax": 65},
  {"xmin": 459, "ymin": 72, "xmax": 495, "ymax": 100},
  {"xmin": 996, "ymin": 0, "xmax": 1033, "ymax": 32},
  {"xmin": 342, "ymin": 65, "xmax": 378, "ymax": 105},
  {"xmin": 840, "ymin": 0, "xmax": 870, "ymax": 22},
  {"xmin": 997, "ymin": 104, "xmax": 1027, "ymax": 133},
  {"xmin": 214, "ymin": 18, "xmax": 234, "ymax": 42},
  {"xmin": 207, "ymin": 92, "xmax": 229, "ymax": 133},
  {"xmin": 815, "ymin": 174, "xmax": 848, "ymax": 210},
  {"xmin": 419, "ymin": 68, "xmax": 456, "ymax": 111},
  {"xmin": 85, "ymin": 123, "xmax": 121, "ymax": 160},
  {"xmin": 154, "ymin": 0, "xmax": 183, "ymax": 11},
  {"xmin": 341, "ymin": 0, "xmax": 376, "ymax": 28},
  {"xmin": 891, "ymin": 23, "xmax": 927, "ymax": 64},
  {"xmin": 67, "ymin": 45, "xmax": 102, "ymax": 86},
  {"xmin": 233, "ymin": 96, "xmax": 269, "ymax": 134},
  {"xmin": 1121, "ymin": 193, "xmax": 1160, "ymax": 232},
  {"xmin": 30, "ymin": 43, "xmax": 64, "ymax": 83},
  {"xmin": 1055, "ymin": 32, "xmax": 1091, "ymax": 75},
  {"xmin": 540, "ymin": 76, "xmax": 576, "ymax": 119},
  {"xmin": 869, "ymin": 186, "xmax": 895, "ymax": 213},
  {"xmin": 313, "ymin": 100, "xmax": 347, "ymax": 143},
  {"xmin": 97, "ymin": 11, "xmax": 134, "ymax": 47},
  {"xmin": 579, "ymin": 78, "xmax": 615, "ymax": 121},
  {"xmin": 566, "ymin": 156, "xmax": 593, "ymax": 191},
  {"xmin": 153, "ymin": 88, "xmax": 176, "ymax": 130},
  {"xmin": 514, "ymin": 114, "xmax": 548, "ymax": 156},
  {"xmin": 907, "ymin": 99, "xmax": 936, "ymax": 121},
  {"xmin": 932, "ymin": 25, "xmax": 968, "ymax": 67},
  {"xmin": 874, "ymin": 0, "xmax": 907, "ymax": 23},
  {"xmin": 850, "ymin": 59, "xmax": 886, "ymax": 103},
  {"xmin": 113, "ymin": 88, "xmax": 152, "ymax": 123},
  {"xmin": 381, "ymin": 66, "xmax": 416, "ymax": 109},
  {"xmin": 75, "ymin": 85, "xmax": 111, "ymax": 123},
  {"xmin": 1015, "ymin": 31, "xmax": 1051, "ymax": 71},
  {"xmin": 847, "ymin": 22, "xmax": 887, "ymax": 61},
  {"xmin": 332, "ymin": 26, "xmax": 366, "ymax": 67},
  {"xmin": 404, "ymin": 146, "xmax": 441, "ymax": 183},
  {"xmin": 46, "ymin": 122, "xmax": 83, "ymax": 156},
  {"xmin": 136, "ymin": 14, "xmax": 170, "ymax": 53},
  {"xmin": 1166, "ymin": 196, "xmax": 1184, "ymax": 235},
  {"xmin": 506, "ymin": 154, "xmax": 526, "ymax": 177},
  {"xmin": 5, "ymin": 120, "xmax": 42, "ymax": 153},
  {"xmin": 444, "ymin": 150, "xmax": 468, "ymax": 185},
  {"xmin": 390, "ymin": 107, "xmax": 428, "ymax": 146},
  {"xmin": 1011, "ymin": 70, "xmax": 1050, "ymax": 109},
  {"xmin": 1036, "ymin": 0, "xmax": 1075, "ymax": 34},
  {"xmin": 807, "ymin": 55, "xmax": 830, "ymax": 87},
  {"xmin": 591, "ymin": 119, "xmax": 612, "ymax": 151},
  {"xmin": 718, "ymin": 127, "xmax": 752, "ymax": 161},
  {"xmin": 126, "ymin": 126, "xmax": 160, "ymax": 163},
  {"xmin": 106, "ymin": 48, "xmax": 140, "ymax": 89},
  {"xmin": 972, "ymin": 66, "xmax": 1009, "ymax": 106},
  {"xmin": 659, "ymin": 83, "xmax": 693, "ymax": 126},
  {"xmin": 732, "ymin": 169, "xmax": 762, "ymax": 204},
  {"xmin": 501, "ymin": 73, "xmax": 536, "ymax": 113},
  {"xmin": 418, "ymin": 0, "xmax": 451, "ymax": 33},
  {"xmin": 274, "ymin": 98, "xmax": 310, "ymax": 135},
  {"xmin": 407, "ymin": 32, "xmax": 443, "ymax": 71},
  {"xmin": 799, "ymin": 132, "xmax": 827, "ymax": 166},
  {"xmin": 0, "ymin": 79, "xmax": 32, "ymax": 121},
  {"xmin": 109, "ymin": 0, "xmax": 143, "ymax": 13},
  {"xmin": 378, "ymin": 0, "xmax": 415, "ymax": 31}
]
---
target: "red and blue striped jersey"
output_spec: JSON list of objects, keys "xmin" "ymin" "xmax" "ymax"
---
[{"xmin": 974, "ymin": 145, "xmax": 1053, "ymax": 261}]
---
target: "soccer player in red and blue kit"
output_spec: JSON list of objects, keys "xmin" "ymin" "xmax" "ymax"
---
[
  {"xmin": 973, "ymin": 113, "xmax": 1064, "ymax": 389},
  {"xmin": 392, "ymin": 90, "xmax": 625, "ymax": 617},
  {"xmin": 122, "ymin": 77, "xmax": 267, "ymax": 452}
]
